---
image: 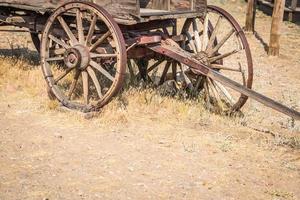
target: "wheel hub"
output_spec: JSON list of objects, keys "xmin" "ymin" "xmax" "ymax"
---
[
  {"xmin": 194, "ymin": 51, "xmax": 210, "ymax": 66},
  {"xmin": 64, "ymin": 44, "xmax": 90, "ymax": 70}
]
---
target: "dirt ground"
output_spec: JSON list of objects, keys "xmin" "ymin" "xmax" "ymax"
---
[{"xmin": 0, "ymin": 1, "xmax": 300, "ymax": 199}]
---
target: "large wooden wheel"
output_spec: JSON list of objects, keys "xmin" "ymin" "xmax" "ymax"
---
[
  {"xmin": 179, "ymin": 5, "xmax": 253, "ymax": 113},
  {"xmin": 40, "ymin": 2, "xmax": 126, "ymax": 112}
]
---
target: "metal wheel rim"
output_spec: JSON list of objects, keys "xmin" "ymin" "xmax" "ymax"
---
[
  {"xmin": 181, "ymin": 5, "xmax": 253, "ymax": 112},
  {"xmin": 40, "ymin": 2, "xmax": 126, "ymax": 112}
]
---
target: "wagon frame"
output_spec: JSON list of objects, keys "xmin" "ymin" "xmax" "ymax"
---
[{"xmin": 0, "ymin": 0, "xmax": 299, "ymax": 120}]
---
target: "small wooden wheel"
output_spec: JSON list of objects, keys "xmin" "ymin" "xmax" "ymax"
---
[
  {"xmin": 180, "ymin": 5, "xmax": 253, "ymax": 113},
  {"xmin": 40, "ymin": 2, "xmax": 126, "ymax": 112}
]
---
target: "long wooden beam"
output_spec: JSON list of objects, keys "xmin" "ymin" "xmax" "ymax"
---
[{"xmin": 148, "ymin": 39, "xmax": 300, "ymax": 120}]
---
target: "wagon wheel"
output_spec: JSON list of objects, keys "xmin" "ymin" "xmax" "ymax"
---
[
  {"xmin": 180, "ymin": 5, "xmax": 253, "ymax": 113},
  {"xmin": 40, "ymin": 2, "xmax": 126, "ymax": 112}
]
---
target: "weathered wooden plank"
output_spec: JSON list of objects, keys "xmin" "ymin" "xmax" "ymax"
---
[
  {"xmin": 0, "ymin": 0, "xmax": 139, "ymax": 18},
  {"xmin": 152, "ymin": 0, "xmax": 170, "ymax": 10},
  {"xmin": 140, "ymin": 0, "xmax": 206, "ymax": 12},
  {"xmin": 194, "ymin": 0, "xmax": 207, "ymax": 13},
  {"xmin": 0, "ymin": 0, "xmax": 207, "ymax": 24}
]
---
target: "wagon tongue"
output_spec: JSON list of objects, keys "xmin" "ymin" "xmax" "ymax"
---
[{"xmin": 147, "ymin": 39, "xmax": 300, "ymax": 120}]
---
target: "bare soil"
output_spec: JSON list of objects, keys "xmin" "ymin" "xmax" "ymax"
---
[{"xmin": 0, "ymin": 1, "xmax": 300, "ymax": 199}]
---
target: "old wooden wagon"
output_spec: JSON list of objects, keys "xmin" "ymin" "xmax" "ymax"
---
[{"xmin": 0, "ymin": 0, "xmax": 299, "ymax": 119}]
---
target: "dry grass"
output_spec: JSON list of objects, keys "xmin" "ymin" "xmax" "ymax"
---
[
  {"xmin": 0, "ymin": 2, "xmax": 300, "ymax": 199},
  {"xmin": 0, "ymin": 1, "xmax": 299, "ymax": 151},
  {"xmin": 0, "ymin": 49, "xmax": 299, "ymax": 150}
]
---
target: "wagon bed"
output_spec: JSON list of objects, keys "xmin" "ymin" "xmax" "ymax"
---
[{"xmin": 0, "ymin": 0, "xmax": 206, "ymax": 24}]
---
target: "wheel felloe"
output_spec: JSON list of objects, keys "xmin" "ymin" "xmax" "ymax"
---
[
  {"xmin": 40, "ymin": 2, "xmax": 126, "ymax": 112},
  {"xmin": 179, "ymin": 5, "xmax": 253, "ymax": 113}
]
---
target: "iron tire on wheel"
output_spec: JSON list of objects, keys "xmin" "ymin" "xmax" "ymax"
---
[
  {"xmin": 181, "ymin": 5, "xmax": 253, "ymax": 113},
  {"xmin": 40, "ymin": 1, "xmax": 126, "ymax": 112}
]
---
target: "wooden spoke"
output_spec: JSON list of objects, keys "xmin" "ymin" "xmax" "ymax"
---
[
  {"xmin": 181, "ymin": 66, "xmax": 193, "ymax": 90},
  {"xmin": 45, "ymin": 56, "xmax": 64, "ymax": 62},
  {"xmin": 211, "ymin": 64, "xmax": 242, "ymax": 72},
  {"xmin": 159, "ymin": 62, "xmax": 171, "ymax": 85},
  {"xmin": 207, "ymin": 77, "xmax": 224, "ymax": 108},
  {"xmin": 184, "ymin": 31, "xmax": 197, "ymax": 53},
  {"xmin": 202, "ymin": 15, "xmax": 209, "ymax": 51},
  {"xmin": 76, "ymin": 9, "xmax": 85, "ymax": 44},
  {"xmin": 194, "ymin": 75, "xmax": 205, "ymax": 92},
  {"xmin": 49, "ymin": 48, "xmax": 66, "ymax": 56},
  {"xmin": 57, "ymin": 16, "xmax": 78, "ymax": 46},
  {"xmin": 206, "ymin": 16, "xmax": 222, "ymax": 51},
  {"xmin": 239, "ymin": 62, "xmax": 247, "ymax": 86},
  {"xmin": 183, "ymin": 30, "xmax": 203, "ymax": 41},
  {"xmin": 49, "ymin": 38, "xmax": 53, "ymax": 49},
  {"xmin": 81, "ymin": 70, "xmax": 89, "ymax": 105},
  {"xmin": 209, "ymin": 49, "xmax": 239, "ymax": 63},
  {"xmin": 68, "ymin": 70, "xmax": 80, "ymax": 99},
  {"xmin": 208, "ymin": 29, "xmax": 235, "ymax": 56},
  {"xmin": 172, "ymin": 22, "xmax": 177, "ymax": 36},
  {"xmin": 54, "ymin": 68, "xmax": 74, "ymax": 84},
  {"xmin": 85, "ymin": 13, "xmax": 97, "ymax": 45},
  {"xmin": 172, "ymin": 62, "xmax": 177, "ymax": 80},
  {"xmin": 135, "ymin": 59, "xmax": 164, "ymax": 80},
  {"xmin": 203, "ymin": 80, "xmax": 211, "ymax": 105},
  {"xmin": 90, "ymin": 60, "xmax": 114, "ymax": 82},
  {"xmin": 192, "ymin": 18, "xmax": 201, "ymax": 52},
  {"xmin": 89, "ymin": 31, "xmax": 111, "ymax": 51},
  {"xmin": 181, "ymin": 35, "xmax": 187, "ymax": 50},
  {"xmin": 127, "ymin": 60, "xmax": 136, "ymax": 83},
  {"xmin": 162, "ymin": 27, "xmax": 170, "ymax": 36},
  {"xmin": 135, "ymin": 59, "xmax": 148, "ymax": 81},
  {"xmin": 213, "ymin": 80, "xmax": 235, "ymax": 105},
  {"xmin": 147, "ymin": 59, "xmax": 164, "ymax": 73},
  {"xmin": 90, "ymin": 53, "xmax": 117, "ymax": 58},
  {"xmin": 49, "ymin": 35, "xmax": 70, "ymax": 49},
  {"xmin": 87, "ymin": 66, "xmax": 103, "ymax": 98}
]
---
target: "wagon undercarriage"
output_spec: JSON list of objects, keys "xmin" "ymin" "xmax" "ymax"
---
[{"xmin": 0, "ymin": 1, "xmax": 299, "ymax": 120}]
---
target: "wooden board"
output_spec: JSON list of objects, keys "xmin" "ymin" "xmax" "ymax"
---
[
  {"xmin": 140, "ymin": 0, "xmax": 206, "ymax": 12},
  {"xmin": 0, "ymin": 0, "xmax": 139, "ymax": 16},
  {"xmin": 0, "ymin": 0, "xmax": 207, "ymax": 24}
]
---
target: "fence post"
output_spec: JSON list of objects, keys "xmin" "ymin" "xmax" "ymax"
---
[
  {"xmin": 245, "ymin": 0, "xmax": 256, "ymax": 32},
  {"xmin": 289, "ymin": 0, "xmax": 297, "ymax": 21},
  {"xmin": 268, "ymin": 0, "xmax": 286, "ymax": 56}
]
